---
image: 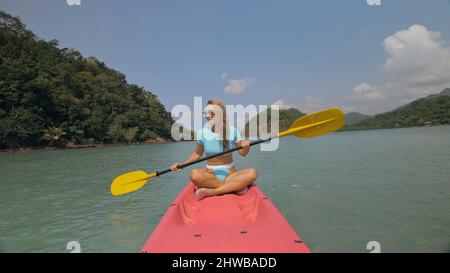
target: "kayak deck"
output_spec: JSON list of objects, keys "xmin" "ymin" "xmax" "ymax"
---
[{"xmin": 141, "ymin": 183, "xmax": 310, "ymax": 253}]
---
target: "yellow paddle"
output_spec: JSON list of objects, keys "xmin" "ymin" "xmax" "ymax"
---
[{"xmin": 110, "ymin": 108, "xmax": 345, "ymax": 196}]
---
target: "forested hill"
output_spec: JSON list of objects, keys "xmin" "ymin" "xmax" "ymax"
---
[
  {"xmin": 244, "ymin": 108, "xmax": 305, "ymax": 137},
  {"xmin": 344, "ymin": 88, "xmax": 450, "ymax": 131},
  {"xmin": 345, "ymin": 112, "xmax": 371, "ymax": 125},
  {"xmin": 0, "ymin": 11, "xmax": 173, "ymax": 149}
]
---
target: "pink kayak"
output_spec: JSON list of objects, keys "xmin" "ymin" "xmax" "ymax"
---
[{"xmin": 141, "ymin": 183, "xmax": 310, "ymax": 253}]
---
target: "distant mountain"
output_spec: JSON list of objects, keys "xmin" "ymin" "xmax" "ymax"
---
[
  {"xmin": 345, "ymin": 112, "xmax": 371, "ymax": 125},
  {"xmin": 344, "ymin": 88, "xmax": 450, "ymax": 131},
  {"xmin": 244, "ymin": 108, "xmax": 305, "ymax": 137},
  {"xmin": 424, "ymin": 88, "xmax": 450, "ymax": 100}
]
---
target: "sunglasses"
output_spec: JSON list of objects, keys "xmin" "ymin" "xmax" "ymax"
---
[{"xmin": 203, "ymin": 111, "xmax": 215, "ymax": 118}]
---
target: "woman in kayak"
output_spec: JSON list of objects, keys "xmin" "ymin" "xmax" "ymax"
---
[{"xmin": 171, "ymin": 99, "xmax": 258, "ymax": 200}]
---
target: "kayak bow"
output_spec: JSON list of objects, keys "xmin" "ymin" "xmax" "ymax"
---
[{"xmin": 141, "ymin": 183, "xmax": 310, "ymax": 253}]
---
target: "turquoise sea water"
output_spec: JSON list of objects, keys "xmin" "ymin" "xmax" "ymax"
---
[{"xmin": 0, "ymin": 126, "xmax": 449, "ymax": 252}]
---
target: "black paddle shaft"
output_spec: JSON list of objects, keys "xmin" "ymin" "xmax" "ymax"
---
[{"xmin": 156, "ymin": 138, "xmax": 272, "ymax": 176}]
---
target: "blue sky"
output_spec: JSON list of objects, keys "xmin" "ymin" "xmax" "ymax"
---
[{"xmin": 1, "ymin": 0, "xmax": 450, "ymax": 116}]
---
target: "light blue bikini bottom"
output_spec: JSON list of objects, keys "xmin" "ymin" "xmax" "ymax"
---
[{"xmin": 206, "ymin": 163, "xmax": 235, "ymax": 181}]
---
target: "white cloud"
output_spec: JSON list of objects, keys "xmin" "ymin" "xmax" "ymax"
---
[
  {"xmin": 274, "ymin": 95, "xmax": 341, "ymax": 114},
  {"xmin": 271, "ymin": 99, "xmax": 297, "ymax": 110},
  {"xmin": 351, "ymin": 83, "xmax": 385, "ymax": 101},
  {"xmin": 221, "ymin": 72, "xmax": 227, "ymax": 79},
  {"xmin": 300, "ymin": 95, "xmax": 323, "ymax": 113},
  {"xmin": 271, "ymin": 99, "xmax": 284, "ymax": 107},
  {"xmin": 382, "ymin": 25, "xmax": 450, "ymax": 92},
  {"xmin": 350, "ymin": 24, "xmax": 450, "ymax": 113},
  {"xmin": 224, "ymin": 77, "xmax": 255, "ymax": 94},
  {"xmin": 341, "ymin": 105, "xmax": 368, "ymax": 113}
]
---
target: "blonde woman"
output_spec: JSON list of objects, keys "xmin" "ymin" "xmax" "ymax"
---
[{"xmin": 171, "ymin": 99, "xmax": 258, "ymax": 200}]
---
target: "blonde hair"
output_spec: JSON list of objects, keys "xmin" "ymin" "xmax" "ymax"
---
[{"xmin": 207, "ymin": 99, "xmax": 229, "ymax": 150}]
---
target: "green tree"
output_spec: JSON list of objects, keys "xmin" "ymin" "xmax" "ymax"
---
[
  {"xmin": 0, "ymin": 10, "xmax": 174, "ymax": 149},
  {"xmin": 42, "ymin": 126, "xmax": 66, "ymax": 147},
  {"xmin": 125, "ymin": 127, "xmax": 139, "ymax": 144}
]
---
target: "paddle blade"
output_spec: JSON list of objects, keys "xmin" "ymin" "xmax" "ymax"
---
[
  {"xmin": 287, "ymin": 108, "xmax": 345, "ymax": 138},
  {"xmin": 110, "ymin": 171, "xmax": 157, "ymax": 196}
]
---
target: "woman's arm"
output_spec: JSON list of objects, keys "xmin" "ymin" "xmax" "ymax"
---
[
  {"xmin": 237, "ymin": 140, "xmax": 251, "ymax": 157},
  {"xmin": 185, "ymin": 143, "xmax": 204, "ymax": 163},
  {"xmin": 171, "ymin": 143, "xmax": 204, "ymax": 171}
]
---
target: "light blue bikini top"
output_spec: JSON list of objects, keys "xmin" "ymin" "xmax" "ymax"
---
[{"xmin": 196, "ymin": 125, "xmax": 242, "ymax": 156}]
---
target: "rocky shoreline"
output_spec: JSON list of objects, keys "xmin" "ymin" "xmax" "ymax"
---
[{"xmin": 0, "ymin": 137, "xmax": 173, "ymax": 153}]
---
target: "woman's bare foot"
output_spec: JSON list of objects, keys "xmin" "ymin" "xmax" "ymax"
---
[{"xmin": 195, "ymin": 188, "xmax": 215, "ymax": 201}]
